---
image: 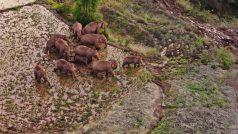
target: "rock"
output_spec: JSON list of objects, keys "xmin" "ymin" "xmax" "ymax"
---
[
  {"xmin": 0, "ymin": 0, "xmax": 36, "ymax": 11},
  {"xmin": 82, "ymin": 83, "xmax": 163, "ymax": 134}
]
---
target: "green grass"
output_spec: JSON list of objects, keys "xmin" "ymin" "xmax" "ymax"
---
[
  {"xmin": 177, "ymin": 0, "xmax": 219, "ymax": 23},
  {"xmin": 151, "ymin": 117, "xmax": 178, "ymax": 134},
  {"xmin": 47, "ymin": 0, "xmax": 70, "ymax": 15},
  {"xmin": 157, "ymin": 57, "xmax": 189, "ymax": 80},
  {"xmin": 216, "ymin": 48, "xmax": 235, "ymax": 70},
  {"xmin": 199, "ymin": 50, "xmax": 211, "ymax": 65},
  {"xmin": 138, "ymin": 70, "xmax": 152, "ymax": 83},
  {"xmin": 187, "ymin": 76, "xmax": 226, "ymax": 107}
]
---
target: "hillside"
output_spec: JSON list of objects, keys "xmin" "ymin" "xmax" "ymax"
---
[{"xmin": 0, "ymin": 0, "xmax": 238, "ymax": 133}]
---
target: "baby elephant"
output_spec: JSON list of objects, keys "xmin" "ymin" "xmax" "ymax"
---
[
  {"xmin": 45, "ymin": 34, "xmax": 69, "ymax": 54},
  {"xmin": 80, "ymin": 34, "xmax": 107, "ymax": 50},
  {"xmin": 53, "ymin": 59, "xmax": 78, "ymax": 80},
  {"xmin": 122, "ymin": 55, "xmax": 142, "ymax": 68},
  {"xmin": 72, "ymin": 22, "xmax": 82, "ymax": 39},
  {"xmin": 34, "ymin": 65, "xmax": 51, "ymax": 86},
  {"xmin": 55, "ymin": 38, "xmax": 70, "ymax": 60},
  {"xmin": 75, "ymin": 45, "xmax": 99, "ymax": 64},
  {"xmin": 91, "ymin": 60, "xmax": 117, "ymax": 80}
]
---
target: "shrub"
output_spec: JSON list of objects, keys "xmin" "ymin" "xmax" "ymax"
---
[
  {"xmin": 72, "ymin": 0, "xmax": 103, "ymax": 26},
  {"xmin": 199, "ymin": 50, "xmax": 210, "ymax": 65},
  {"xmin": 216, "ymin": 48, "xmax": 234, "ymax": 70},
  {"xmin": 139, "ymin": 70, "xmax": 152, "ymax": 83},
  {"xmin": 55, "ymin": 3, "xmax": 70, "ymax": 14},
  {"xmin": 47, "ymin": 0, "xmax": 70, "ymax": 15}
]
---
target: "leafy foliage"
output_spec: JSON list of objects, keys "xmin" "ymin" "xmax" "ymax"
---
[
  {"xmin": 216, "ymin": 48, "xmax": 234, "ymax": 70},
  {"xmin": 47, "ymin": 0, "xmax": 70, "ymax": 15},
  {"xmin": 72, "ymin": 0, "xmax": 102, "ymax": 26}
]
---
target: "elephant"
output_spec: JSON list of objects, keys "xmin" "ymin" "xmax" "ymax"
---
[
  {"xmin": 122, "ymin": 55, "xmax": 142, "ymax": 68},
  {"xmin": 34, "ymin": 65, "xmax": 51, "ymax": 86},
  {"xmin": 55, "ymin": 38, "xmax": 70, "ymax": 60},
  {"xmin": 79, "ymin": 34, "xmax": 107, "ymax": 50},
  {"xmin": 72, "ymin": 22, "xmax": 83, "ymax": 39},
  {"xmin": 91, "ymin": 59, "xmax": 117, "ymax": 80},
  {"xmin": 45, "ymin": 34, "xmax": 69, "ymax": 54},
  {"xmin": 82, "ymin": 21, "xmax": 105, "ymax": 34},
  {"xmin": 53, "ymin": 59, "xmax": 78, "ymax": 80},
  {"xmin": 74, "ymin": 45, "xmax": 100, "ymax": 64}
]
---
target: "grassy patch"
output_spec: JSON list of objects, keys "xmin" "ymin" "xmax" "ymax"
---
[
  {"xmin": 187, "ymin": 76, "xmax": 226, "ymax": 107},
  {"xmin": 47, "ymin": 0, "xmax": 70, "ymax": 15},
  {"xmin": 151, "ymin": 117, "xmax": 178, "ymax": 134},
  {"xmin": 157, "ymin": 57, "xmax": 189, "ymax": 80},
  {"xmin": 216, "ymin": 48, "xmax": 235, "ymax": 70},
  {"xmin": 177, "ymin": 0, "xmax": 219, "ymax": 23},
  {"xmin": 199, "ymin": 50, "xmax": 211, "ymax": 65},
  {"xmin": 138, "ymin": 70, "xmax": 152, "ymax": 83},
  {"xmin": 134, "ymin": 115, "xmax": 144, "ymax": 128}
]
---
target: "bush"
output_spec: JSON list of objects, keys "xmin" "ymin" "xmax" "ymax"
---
[
  {"xmin": 139, "ymin": 70, "xmax": 152, "ymax": 83},
  {"xmin": 47, "ymin": 0, "xmax": 70, "ymax": 15},
  {"xmin": 199, "ymin": 50, "xmax": 210, "ymax": 65},
  {"xmin": 55, "ymin": 3, "xmax": 70, "ymax": 14},
  {"xmin": 72, "ymin": 0, "xmax": 103, "ymax": 26},
  {"xmin": 216, "ymin": 48, "xmax": 234, "ymax": 70}
]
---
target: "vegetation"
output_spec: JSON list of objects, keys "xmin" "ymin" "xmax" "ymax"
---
[
  {"xmin": 177, "ymin": 0, "xmax": 219, "ymax": 23},
  {"xmin": 151, "ymin": 117, "xmax": 178, "ymax": 134},
  {"xmin": 47, "ymin": 0, "xmax": 70, "ymax": 15},
  {"xmin": 199, "ymin": 50, "xmax": 212, "ymax": 65},
  {"xmin": 177, "ymin": 0, "xmax": 238, "ymax": 27},
  {"xmin": 187, "ymin": 76, "xmax": 226, "ymax": 107},
  {"xmin": 216, "ymin": 48, "xmax": 235, "ymax": 70},
  {"xmin": 72, "ymin": 0, "xmax": 102, "ymax": 25},
  {"xmin": 47, "ymin": 0, "xmax": 103, "ymax": 25}
]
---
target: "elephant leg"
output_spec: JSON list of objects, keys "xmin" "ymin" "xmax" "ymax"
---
[
  {"xmin": 43, "ymin": 76, "xmax": 51, "ymax": 86},
  {"xmin": 122, "ymin": 63, "xmax": 125, "ymax": 68},
  {"xmin": 92, "ymin": 71, "xmax": 97, "ymax": 77},
  {"xmin": 34, "ymin": 72, "xmax": 38, "ymax": 80},
  {"xmin": 105, "ymin": 71, "xmax": 109, "ymax": 81},
  {"xmin": 134, "ymin": 64, "xmax": 136, "ymax": 69},
  {"xmin": 36, "ymin": 75, "xmax": 41, "ymax": 83},
  {"xmin": 60, "ymin": 49, "xmax": 64, "ymax": 58},
  {"xmin": 82, "ymin": 57, "xmax": 87, "ymax": 65}
]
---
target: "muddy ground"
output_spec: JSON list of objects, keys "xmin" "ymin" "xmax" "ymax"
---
[{"xmin": 0, "ymin": 4, "xmax": 162, "ymax": 133}]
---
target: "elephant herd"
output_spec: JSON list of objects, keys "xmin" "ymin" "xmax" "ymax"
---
[{"xmin": 34, "ymin": 21, "xmax": 143, "ymax": 86}]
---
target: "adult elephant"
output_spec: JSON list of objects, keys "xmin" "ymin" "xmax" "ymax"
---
[
  {"xmin": 82, "ymin": 21, "xmax": 105, "ymax": 34},
  {"xmin": 79, "ymin": 34, "xmax": 107, "ymax": 50}
]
